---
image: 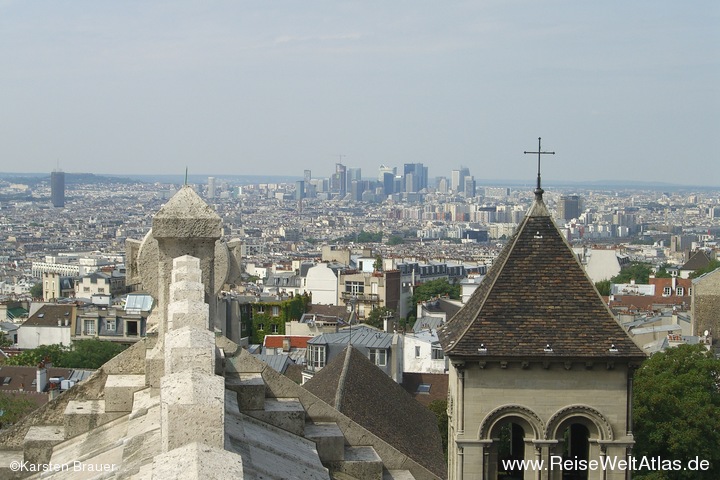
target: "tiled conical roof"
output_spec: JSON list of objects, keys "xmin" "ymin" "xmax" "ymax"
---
[{"xmin": 438, "ymin": 192, "xmax": 645, "ymax": 359}]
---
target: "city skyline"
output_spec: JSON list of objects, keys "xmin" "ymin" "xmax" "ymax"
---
[{"xmin": 1, "ymin": 1, "xmax": 718, "ymax": 186}]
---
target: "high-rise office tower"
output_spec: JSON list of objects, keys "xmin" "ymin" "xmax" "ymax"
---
[
  {"xmin": 295, "ymin": 180, "xmax": 305, "ymax": 200},
  {"xmin": 558, "ymin": 195, "xmax": 582, "ymax": 221},
  {"xmin": 451, "ymin": 167, "xmax": 470, "ymax": 193},
  {"xmin": 403, "ymin": 163, "xmax": 427, "ymax": 193},
  {"xmin": 207, "ymin": 177, "xmax": 216, "ymax": 198},
  {"xmin": 463, "ymin": 176, "xmax": 476, "ymax": 197},
  {"xmin": 347, "ymin": 168, "xmax": 362, "ymax": 193},
  {"xmin": 51, "ymin": 170, "xmax": 65, "ymax": 207},
  {"xmin": 304, "ymin": 170, "xmax": 312, "ymax": 184},
  {"xmin": 332, "ymin": 163, "xmax": 347, "ymax": 197},
  {"xmin": 382, "ymin": 172, "xmax": 394, "ymax": 196},
  {"xmin": 378, "ymin": 165, "xmax": 395, "ymax": 182}
]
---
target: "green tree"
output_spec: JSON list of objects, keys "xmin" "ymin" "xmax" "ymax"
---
[
  {"xmin": 595, "ymin": 279, "xmax": 611, "ymax": 296},
  {"xmin": 655, "ymin": 263, "xmax": 673, "ymax": 278},
  {"xmin": 411, "ymin": 278, "xmax": 461, "ymax": 307},
  {"xmin": 611, "ymin": 262, "xmax": 654, "ymax": 284},
  {"xmin": 373, "ymin": 255, "xmax": 383, "ymax": 272},
  {"xmin": 0, "ymin": 332, "xmax": 12, "ymax": 348},
  {"xmin": 61, "ymin": 340, "xmax": 128, "ymax": 369},
  {"xmin": 428, "ymin": 400, "xmax": 448, "ymax": 461},
  {"xmin": 633, "ymin": 344, "xmax": 720, "ymax": 479},
  {"xmin": 4, "ymin": 344, "xmax": 66, "ymax": 367},
  {"xmin": 0, "ymin": 392, "xmax": 36, "ymax": 428},
  {"xmin": 387, "ymin": 235, "xmax": 405, "ymax": 246},
  {"xmin": 29, "ymin": 283, "xmax": 43, "ymax": 299},
  {"xmin": 4, "ymin": 341, "xmax": 127, "ymax": 369},
  {"xmin": 364, "ymin": 307, "xmax": 394, "ymax": 329}
]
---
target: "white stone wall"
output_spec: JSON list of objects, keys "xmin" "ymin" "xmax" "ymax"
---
[
  {"xmin": 305, "ymin": 263, "xmax": 338, "ymax": 305},
  {"xmin": 17, "ymin": 325, "xmax": 71, "ymax": 349},
  {"xmin": 403, "ymin": 334, "xmax": 446, "ymax": 374}
]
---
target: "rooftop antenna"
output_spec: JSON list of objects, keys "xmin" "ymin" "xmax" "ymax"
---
[{"xmin": 524, "ymin": 137, "xmax": 555, "ymax": 198}]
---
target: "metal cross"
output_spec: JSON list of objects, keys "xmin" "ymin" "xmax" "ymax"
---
[{"xmin": 524, "ymin": 137, "xmax": 555, "ymax": 195}]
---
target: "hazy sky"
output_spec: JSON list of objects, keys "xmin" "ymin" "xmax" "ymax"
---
[{"xmin": 1, "ymin": 1, "xmax": 718, "ymax": 186}]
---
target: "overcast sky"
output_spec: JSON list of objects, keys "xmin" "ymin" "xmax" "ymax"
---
[{"xmin": 1, "ymin": 1, "xmax": 718, "ymax": 186}]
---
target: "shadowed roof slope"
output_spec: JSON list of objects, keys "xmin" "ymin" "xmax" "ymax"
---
[
  {"xmin": 304, "ymin": 345, "xmax": 446, "ymax": 478},
  {"xmin": 438, "ymin": 193, "xmax": 645, "ymax": 359}
]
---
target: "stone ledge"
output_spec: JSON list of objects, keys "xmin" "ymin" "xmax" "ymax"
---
[
  {"xmin": 105, "ymin": 374, "xmax": 147, "ymax": 412},
  {"xmin": 63, "ymin": 400, "xmax": 125, "ymax": 439},
  {"xmin": 152, "ymin": 441, "xmax": 243, "ymax": 479},
  {"xmin": 23, "ymin": 426, "xmax": 65, "ymax": 465}
]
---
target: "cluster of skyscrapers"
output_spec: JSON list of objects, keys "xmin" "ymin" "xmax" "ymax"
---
[{"xmin": 289, "ymin": 163, "xmax": 477, "ymax": 202}]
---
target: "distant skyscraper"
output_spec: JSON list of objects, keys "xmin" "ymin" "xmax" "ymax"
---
[
  {"xmin": 347, "ymin": 168, "xmax": 362, "ymax": 193},
  {"xmin": 207, "ymin": 177, "xmax": 216, "ymax": 198},
  {"xmin": 558, "ymin": 195, "xmax": 582, "ymax": 221},
  {"xmin": 295, "ymin": 180, "xmax": 305, "ymax": 200},
  {"xmin": 451, "ymin": 167, "xmax": 470, "ymax": 193},
  {"xmin": 437, "ymin": 177, "xmax": 449, "ymax": 194},
  {"xmin": 403, "ymin": 163, "xmax": 427, "ymax": 193},
  {"xmin": 332, "ymin": 163, "xmax": 347, "ymax": 197},
  {"xmin": 463, "ymin": 176, "xmax": 476, "ymax": 197},
  {"xmin": 381, "ymin": 172, "xmax": 394, "ymax": 196},
  {"xmin": 304, "ymin": 170, "xmax": 312, "ymax": 184},
  {"xmin": 378, "ymin": 165, "xmax": 395, "ymax": 182},
  {"xmin": 51, "ymin": 170, "xmax": 65, "ymax": 207}
]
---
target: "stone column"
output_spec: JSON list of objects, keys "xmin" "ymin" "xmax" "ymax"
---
[{"xmin": 159, "ymin": 255, "xmax": 224, "ymax": 453}]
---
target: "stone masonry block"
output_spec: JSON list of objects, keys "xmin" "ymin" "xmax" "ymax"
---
[
  {"xmin": 105, "ymin": 375, "xmax": 147, "ymax": 412},
  {"xmin": 63, "ymin": 400, "xmax": 125, "ymax": 439},
  {"xmin": 152, "ymin": 442, "xmax": 244, "ymax": 480},
  {"xmin": 171, "ymin": 266, "xmax": 202, "ymax": 283},
  {"xmin": 171, "ymin": 256, "xmax": 202, "ymax": 280},
  {"xmin": 225, "ymin": 374, "xmax": 266, "ymax": 411},
  {"xmin": 164, "ymin": 327, "xmax": 215, "ymax": 376},
  {"xmin": 167, "ymin": 300, "xmax": 209, "ymax": 331},
  {"xmin": 145, "ymin": 344, "xmax": 165, "ymax": 389},
  {"xmin": 304, "ymin": 422, "xmax": 345, "ymax": 463},
  {"xmin": 172, "ymin": 254, "xmax": 201, "ymax": 269},
  {"xmin": 329, "ymin": 446, "xmax": 383, "ymax": 480},
  {"xmin": 23, "ymin": 426, "xmax": 65, "ymax": 465},
  {"xmin": 169, "ymin": 279, "xmax": 205, "ymax": 303},
  {"xmin": 161, "ymin": 369, "xmax": 225, "ymax": 452}
]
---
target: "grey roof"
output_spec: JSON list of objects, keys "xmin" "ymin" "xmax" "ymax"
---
[
  {"xmin": 412, "ymin": 316, "xmax": 445, "ymax": 333},
  {"xmin": 681, "ymin": 250, "xmax": 712, "ymax": 271},
  {"xmin": 307, "ymin": 325, "xmax": 392, "ymax": 349},
  {"xmin": 21, "ymin": 305, "xmax": 74, "ymax": 327},
  {"xmin": 0, "ymin": 321, "xmax": 19, "ymax": 332},
  {"xmin": 254, "ymin": 354, "xmax": 293, "ymax": 374},
  {"xmin": 304, "ymin": 346, "xmax": 446, "ymax": 478}
]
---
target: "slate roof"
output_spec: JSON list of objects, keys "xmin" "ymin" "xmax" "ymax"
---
[
  {"xmin": 21, "ymin": 305, "xmax": 74, "ymax": 327},
  {"xmin": 438, "ymin": 191, "xmax": 645, "ymax": 360},
  {"xmin": 304, "ymin": 345, "xmax": 446, "ymax": 479},
  {"xmin": 307, "ymin": 324, "xmax": 392, "ymax": 349},
  {"xmin": 681, "ymin": 250, "xmax": 712, "ymax": 271}
]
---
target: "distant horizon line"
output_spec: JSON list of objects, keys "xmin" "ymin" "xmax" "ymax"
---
[{"xmin": 1, "ymin": 171, "xmax": 718, "ymax": 190}]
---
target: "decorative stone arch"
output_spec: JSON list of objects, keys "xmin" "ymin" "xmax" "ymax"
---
[
  {"xmin": 545, "ymin": 404, "xmax": 614, "ymax": 441},
  {"xmin": 478, "ymin": 404, "xmax": 545, "ymax": 440}
]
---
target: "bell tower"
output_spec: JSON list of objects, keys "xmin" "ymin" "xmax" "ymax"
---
[{"xmin": 439, "ymin": 144, "xmax": 645, "ymax": 480}]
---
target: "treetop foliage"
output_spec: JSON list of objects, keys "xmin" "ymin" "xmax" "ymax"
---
[
  {"xmin": 3, "ymin": 340, "xmax": 127, "ymax": 370},
  {"xmin": 633, "ymin": 344, "xmax": 720, "ymax": 479}
]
